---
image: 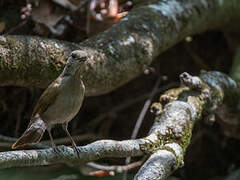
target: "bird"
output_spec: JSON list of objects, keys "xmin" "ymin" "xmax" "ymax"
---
[{"xmin": 12, "ymin": 50, "xmax": 87, "ymax": 153}]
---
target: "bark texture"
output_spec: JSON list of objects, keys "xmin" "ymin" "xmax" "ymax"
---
[
  {"xmin": 0, "ymin": 0, "xmax": 239, "ymax": 96},
  {"xmin": 0, "ymin": 71, "xmax": 239, "ymax": 180}
]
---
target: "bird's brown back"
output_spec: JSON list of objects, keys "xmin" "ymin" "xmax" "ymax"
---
[{"xmin": 31, "ymin": 77, "xmax": 61, "ymax": 120}]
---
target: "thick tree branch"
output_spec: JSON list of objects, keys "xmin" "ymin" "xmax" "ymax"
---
[
  {"xmin": 134, "ymin": 147, "xmax": 181, "ymax": 180},
  {"xmin": 134, "ymin": 71, "xmax": 240, "ymax": 179},
  {"xmin": 0, "ymin": 0, "xmax": 240, "ymax": 96}
]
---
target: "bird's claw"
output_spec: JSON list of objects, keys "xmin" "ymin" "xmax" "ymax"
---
[
  {"xmin": 53, "ymin": 146, "xmax": 61, "ymax": 153},
  {"xmin": 52, "ymin": 144, "xmax": 80, "ymax": 158},
  {"xmin": 72, "ymin": 145, "xmax": 81, "ymax": 158}
]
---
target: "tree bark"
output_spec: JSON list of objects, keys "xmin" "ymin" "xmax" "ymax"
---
[
  {"xmin": 0, "ymin": 71, "xmax": 239, "ymax": 180},
  {"xmin": 0, "ymin": 0, "xmax": 239, "ymax": 96}
]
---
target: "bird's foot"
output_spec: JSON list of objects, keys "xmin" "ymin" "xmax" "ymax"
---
[
  {"xmin": 51, "ymin": 144, "xmax": 80, "ymax": 158},
  {"xmin": 52, "ymin": 145, "xmax": 61, "ymax": 153},
  {"xmin": 72, "ymin": 145, "xmax": 81, "ymax": 159}
]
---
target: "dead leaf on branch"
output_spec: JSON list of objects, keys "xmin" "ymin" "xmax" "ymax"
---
[
  {"xmin": 87, "ymin": 0, "xmax": 131, "ymax": 35},
  {"xmin": 32, "ymin": 0, "xmax": 65, "ymax": 36}
]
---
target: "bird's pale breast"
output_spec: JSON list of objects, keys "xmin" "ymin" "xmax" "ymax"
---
[{"xmin": 42, "ymin": 78, "xmax": 85, "ymax": 125}]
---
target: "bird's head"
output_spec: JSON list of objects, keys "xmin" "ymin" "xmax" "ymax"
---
[
  {"xmin": 68, "ymin": 50, "xmax": 87, "ymax": 66},
  {"xmin": 64, "ymin": 50, "xmax": 88, "ymax": 75}
]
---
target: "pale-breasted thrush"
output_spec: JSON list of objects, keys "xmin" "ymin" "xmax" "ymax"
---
[{"xmin": 12, "ymin": 50, "xmax": 87, "ymax": 153}]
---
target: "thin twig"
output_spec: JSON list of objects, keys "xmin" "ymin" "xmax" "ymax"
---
[
  {"xmin": 0, "ymin": 134, "xmax": 49, "ymax": 149},
  {"xmin": 185, "ymin": 42, "xmax": 211, "ymax": 70},
  {"xmin": 5, "ymin": 20, "xmax": 28, "ymax": 35},
  {"xmin": 87, "ymin": 157, "xmax": 146, "ymax": 173},
  {"xmin": 0, "ymin": 134, "xmax": 17, "ymax": 142},
  {"xmin": 131, "ymin": 78, "xmax": 162, "ymax": 139},
  {"xmin": 123, "ymin": 77, "xmax": 162, "ymax": 180}
]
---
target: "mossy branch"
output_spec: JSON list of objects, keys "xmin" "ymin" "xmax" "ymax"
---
[
  {"xmin": 0, "ymin": 0, "xmax": 240, "ymax": 96},
  {"xmin": 135, "ymin": 71, "xmax": 240, "ymax": 179},
  {"xmin": 0, "ymin": 71, "xmax": 239, "ymax": 180}
]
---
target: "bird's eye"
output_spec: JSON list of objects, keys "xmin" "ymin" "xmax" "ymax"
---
[{"xmin": 71, "ymin": 53, "xmax": 77, "ymax": 59}]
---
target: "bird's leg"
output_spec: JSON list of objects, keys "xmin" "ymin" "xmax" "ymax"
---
[
  {"xmin": 47, "ymin": 128, "xmax": 58, "ymax": 152},
  {"xmin": 62, "ymin": 122, "xmax": 80, "ymax": 158}
]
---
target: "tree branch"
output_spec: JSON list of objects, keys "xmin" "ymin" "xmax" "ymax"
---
[
  {"xmin": 0, "ymin": 139, "xmax": 144, "ymax": 169},
  {"xmin": 134, "ymin": 71, "xmax": 240, "ymax": 179},
  {"xmin": 0, "ymin": 71, "xmax": 239, "ymax": 180},
  {"xmin": 0, "ymin": 0, "xmax": 239, "ymax": 96}
]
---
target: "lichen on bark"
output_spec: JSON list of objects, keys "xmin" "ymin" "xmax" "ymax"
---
[{"xmin": 1, "ymin": 0, "xmax": 240, "ymax": 96}]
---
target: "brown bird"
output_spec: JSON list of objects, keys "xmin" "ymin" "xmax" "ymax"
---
[{"xmin": 12, "ymin": 50, "xmax": 87, "ymax": 153}]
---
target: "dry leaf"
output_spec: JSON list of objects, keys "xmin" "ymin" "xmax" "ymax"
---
[{"xmin": 32, "ymin": 0, "xmax": 64, "ymax": 35}]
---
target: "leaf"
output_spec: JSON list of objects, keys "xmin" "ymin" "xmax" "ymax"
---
[{"xmin": 32, "ymin": 0, "xmax": 64, "ymax": 35}]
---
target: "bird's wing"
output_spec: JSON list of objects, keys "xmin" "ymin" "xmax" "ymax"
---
[{"xmin": 31, "ymin": 78, "xmax": 61, "ymax": 119}]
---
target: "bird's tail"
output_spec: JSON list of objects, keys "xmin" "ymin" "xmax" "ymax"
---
[{"xmin": 12, "ymin": 117, "xmax": 47, "ymax": 149}]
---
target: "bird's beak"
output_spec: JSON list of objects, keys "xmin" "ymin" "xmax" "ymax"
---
[{"xmin": 80, "ymin": 58, "xmax": 87, "ymax": 62}]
